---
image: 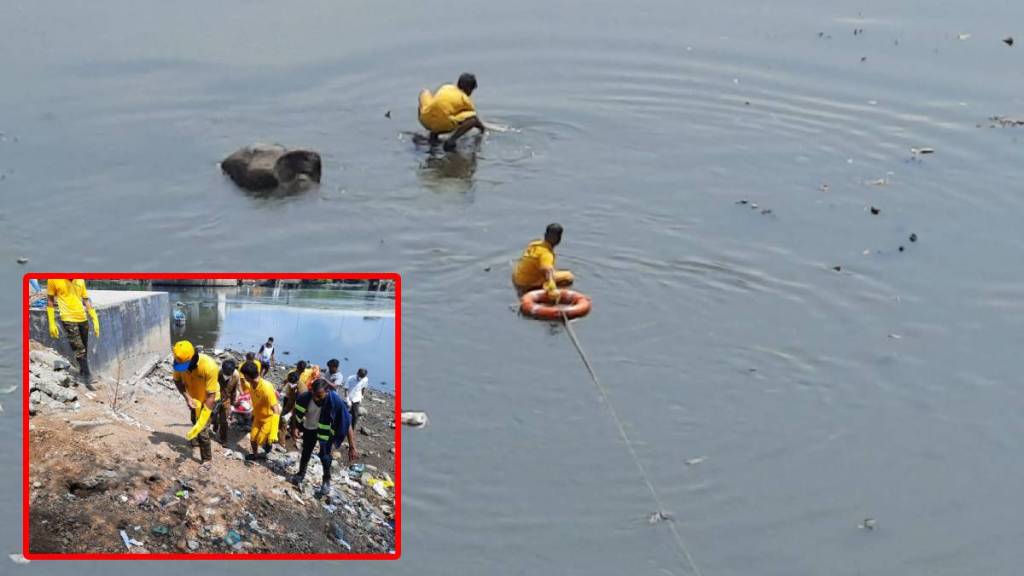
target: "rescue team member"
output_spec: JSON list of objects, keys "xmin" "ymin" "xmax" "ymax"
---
[
  {"xmin": 257, "ymin": 337, "xmax": 275, "ymax": 376},
  {"xmin": 46, "ymin": 279, "xmax": 101, "ymax": 390},
  {"xmin": 171, "ymin": 340, "xmax": 220, "ymax": 469},
  {"xmin": 346, "ymin": 368, "xmax": 369, "ymax": 431},
  {"xmin": 245, "ymin": 352, "xmax": 262, "ymax": 375},
  {"xmin": 418, "ymin": 72, "xmax": 485, "ymax": 151},
  {"xmin": 239, "ymin": 361, "xmax": 281, "ymax": 461},
  {"xmin": 289, "ymin": 378, "xmax": 358, "ymax": 498},
  {"xmin": 213, "ymin": 359, "xmax": 241, "ymax": 444},
  {"xmin": 512, "ymin": 223, "xmax": 574, "ymax": 298}
]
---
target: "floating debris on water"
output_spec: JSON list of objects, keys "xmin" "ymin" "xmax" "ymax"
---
[
  {"xmin": 1003, "ymin": 36, "xmax": 1014, "ymax": 47},
  {"xmin": 832, "ymin": 266, "xmax": 842, "ymax": 272},
  {"xmin": 685, "ymin": 457, "xmax": 706, "ymax": 466},
  {"xmin": 648, "ymin": 510, "xmax": 674, "ymax": 524},
  {"xmin": 17, "ymin": 257, "xmax": 28, "ymax": 264},
  {"xmin": 870, "ymin": 206, "xmax": 880, "ymax": 215},
  {"xmin": 911, "ymin": 147, "xmax": 935, "ymax": 155},
  {"xmin": 819, "ymin": 183, "xmax": 830, "ymax": 192},
  {"xmin": 988, "ymin": 116, "xmax": 1024, "ymax": 127},
  {"xmin": 888, "ymin": 333, "xmax": 903, "ymax": 339},
  {"xmin": 384, "ymin": 110, "xmax": 391, "ymax": 119},
  {"xmin": 9, "ymin": 554, "xmax": 29, "ymax": 564},
  {"xmin": 858, "ymin": 517, "xmax": 877, "ymax": 530},
  {"xmin": 909, "ymin": 233, "xmax": 918, "ymax": 242}
]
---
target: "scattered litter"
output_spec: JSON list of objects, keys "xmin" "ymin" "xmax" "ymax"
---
[
  {"xmin": 119, "ymin": 530, "xmax": 132, "ymax": 549},
  {"xmin": 175, "ymin": 490, "xmax": 189, "ymax": 499},
  {"xmin": 648, "ymin": 511, "xmax": 674, "ymax": 524},
  {"xmin": 867, "ymin": 178, "xmax": 887, "ymax": 186},
  {"xmin": 684, "ymin": 457, "xmax": 706, "ymax": 466},
  {"xmin": 9, "ymin": 554, "xmax": 29, "ymax": 564},
  {"xmin": 151, "ymin": 525, "xmax": 169, "ymax": 536},
  {"xmin": 819, "ymin": 184, "xmax": 830, "ymax": 192},
  {"xmin": 958, "ymin": 33, "xmax": 971, "ymax": 41},
  {"xmin": 989, "ymin": 116, "xmax": 1024, "ymax": 127},
  {"xmin": 288, "ymin": 490, "xmax": 304, "ymax": 504},
  {"xmin": 400, "ymin": 412, "xmax": 429, "ymax": 428},
  {"xmin": 224, "ymin": 530, "xmax": 242, "ymax": 546},
  {"xmin": 858, "ymin": 518, "xmax": 877, "ymax": 530},
  {"xmin": 16, "ymin": 258, "xmax": 28, "ymax": 264},
  {"xmin": 910, "ymin": 147, "xmax": 935, "ymax": 155},
  {"xmin": 888, "ymin": 334, "xmax": 903, "ymax": 339}
]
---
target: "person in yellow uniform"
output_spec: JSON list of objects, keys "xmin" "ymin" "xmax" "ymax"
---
[
  {"xmin": 512, "ymin": 223, "xmax": 575, "ymax": 298},
  {"xmin": 46, "ymin": 279, "xmax": 101, "ymax": 390},
  {"xmin": 171, "ymin": 340, "xmax": 221, "ymax": 469},
  {"xmin": 239, "ymin": 360, "xmax": 281, "ymax": 461},
  {"xmin": 418, "ymin": 73, "xmax": 486, "ymax": 151}
]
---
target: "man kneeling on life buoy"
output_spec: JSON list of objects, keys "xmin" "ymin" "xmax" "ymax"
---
[
  {"xmin": 418, "ymin": 72, "xmax": 486, "ymax": 151},
  {"xmin": 512, "ymin": 223, "xmax": 575, "ymax": 300}
]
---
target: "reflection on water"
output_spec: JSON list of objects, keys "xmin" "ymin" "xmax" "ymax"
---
[
  {"xmin": 95, "ymin": 284, "xmax": 396, "ymax": 391},
  {"xmin": 415, "ymin": 134, "xmax": 481, "ymax": 194}
]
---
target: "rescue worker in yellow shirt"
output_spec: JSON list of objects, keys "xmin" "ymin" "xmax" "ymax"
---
[
  {"xmin": 213, "ymin": 359, "xmax": 242, "ymax": 444},
  {"xmin": 46, "ymin": 279, "xmax": 101, "ymax": 390},
  {"xmin": 512, "ymin": 223, "xmax": 575, "ymax": 299},
  {"xmin": 418, "ymin": 73, "xmax": 486, "ymax": 151},
  {"xmin": 171, "ymin": 340, "xmax": 221, "ymax": 469},
  {"xmin": 238, "ymin": 360, "xmax": 281, "ymax": 461}
]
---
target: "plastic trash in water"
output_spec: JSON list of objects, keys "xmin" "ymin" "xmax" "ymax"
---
[
  {"xmin": 224, "ymin": 530, "xmax": 242, "ymax": 546},
  {"xmin": 348, "ymin": 463, "xmax": 365, "ymax": 478},
  {"xmin": 400, "ymin": 411, "xmax": 429, "ymax": 428}
]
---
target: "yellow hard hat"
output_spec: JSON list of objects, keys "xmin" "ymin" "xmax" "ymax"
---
[{"xmin": 173, "ymin": 340, "xmax": 195, "ymax": 371}]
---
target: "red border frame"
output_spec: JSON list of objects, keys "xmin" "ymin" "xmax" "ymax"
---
[{"xmin": 21, "ymin": 272, "xmax": 401, "ymax": 561}]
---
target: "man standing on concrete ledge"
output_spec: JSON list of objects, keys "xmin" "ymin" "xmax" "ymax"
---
[
  {"xmin": 46, "ymin": 279, "xmax": 100, "ymax": 391},
  {"xmin": 171, "ymin": 340, "xmax": 221, "ymax": 469}
]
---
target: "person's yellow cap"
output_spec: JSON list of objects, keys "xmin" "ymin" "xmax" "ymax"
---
[{"xmin": 172, "ymin": 340, "xmax": 195, "ymax": 371}]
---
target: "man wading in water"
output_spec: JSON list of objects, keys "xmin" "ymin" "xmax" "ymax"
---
[{"xmin": 46, "ymin": 279, "xmax": 101, "ymax": 390}]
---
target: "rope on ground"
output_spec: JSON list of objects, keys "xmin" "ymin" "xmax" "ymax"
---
[{"xmin": 559, "ymin": 308, "xmax": 704, "ymax": 576}]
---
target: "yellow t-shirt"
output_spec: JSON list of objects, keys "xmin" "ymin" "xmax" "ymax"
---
[
  {"xmin": 250, "ymin": 378, "xmax": 279, "ymax": 422},
  {"xmin": 47, "ymin": 279, "xmax": 89, "ymax": 323},
  {"xmin": 419, "ymin": 84, "xmax": 477, "ymax": 133},
  {"xmin": 173, "ymin": 353, "xmax": 222, "ymax": 403},
  {"xmin": 513, "ymin": 240, "xmax": 556, "ymax": 288}
]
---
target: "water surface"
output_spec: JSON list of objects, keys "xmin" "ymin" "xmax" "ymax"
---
[{"xmin": 4, "ymin": 0, "xmax": 1024, "ymax": 574}]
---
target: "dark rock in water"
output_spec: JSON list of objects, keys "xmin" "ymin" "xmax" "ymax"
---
[{"xmin": 221, "ymin": 144, "xmax": 321, "ymax": 191}]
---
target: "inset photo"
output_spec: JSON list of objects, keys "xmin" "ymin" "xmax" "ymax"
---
[{"xmin": 23, "ymin": 275, "xmax": 400, "ymax": 559}]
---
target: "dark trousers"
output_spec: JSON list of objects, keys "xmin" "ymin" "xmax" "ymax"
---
[
  {"xmin": 212, "ymin": 402, "xmax": 230, "ymax": 444},
  {"xmin": 189, "ymin": 407, "xmax": 213, "ymax": 462},
  {"xmin": 62, "ymin": 320, "xmax": 88, "ymax": 361},
  {"xmin": 297, "ymin": 427, "xmax": 331, "ymax": 484},
  {"xmin": 350, "ymin": 401, "xmax": 361, "ymax": 430}
]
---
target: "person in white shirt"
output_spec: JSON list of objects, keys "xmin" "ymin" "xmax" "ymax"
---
[
  {"xmin": 257, "ymin": 337, "xmax": 275, "ymax": 376},
  {"xmin": 346, "ymin": 368, "xmax": 368, "ymax": 429},
  {"xmin": 326, "ymin": 358, "xmax": 344, "ymax": 392}
]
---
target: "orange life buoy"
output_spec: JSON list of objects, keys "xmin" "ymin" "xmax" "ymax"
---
[{"xmin": 520, "ymin": 289, "xmax": 592, "ymax": 320}]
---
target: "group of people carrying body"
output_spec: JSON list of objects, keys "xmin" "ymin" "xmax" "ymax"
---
[{"xmin": 170, "ymin": 338, "xmax": 370, "ymax": 498}]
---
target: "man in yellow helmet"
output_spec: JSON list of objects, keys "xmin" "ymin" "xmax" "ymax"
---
[
  {"xmin": 512, "ymin": 223, "xmax": 575, "ymax": 299},
  {"xmin": 418, "ymin": 73, "xmax": 486, "ymax": 151},
  {"xmin": 46, "ymin": 279, "xmax": 101, "ymax": 390},
  {"xmin": 171, "ymin": 340, "xmax": 221, "ymax": 468}
]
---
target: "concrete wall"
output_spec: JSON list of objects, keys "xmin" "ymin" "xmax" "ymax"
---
[{"xmin": 29, "ymin": 290, "xmax": 170, "ymax": 381}]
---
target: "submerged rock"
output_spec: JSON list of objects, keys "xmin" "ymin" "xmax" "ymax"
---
[{"xmin": 220, "ymin": 144, "xmax": 321, "ymax": 191}]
